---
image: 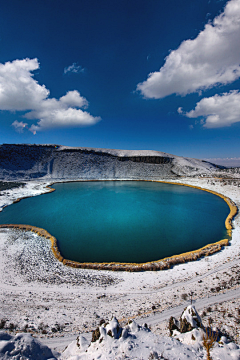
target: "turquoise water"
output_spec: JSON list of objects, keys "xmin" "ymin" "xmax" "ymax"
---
[{"xmin": 0, "ymin": 181, "xmax": 230, "ymax": 263}]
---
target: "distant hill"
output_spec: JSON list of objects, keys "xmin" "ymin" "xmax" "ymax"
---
[
  {"xmin": 204, "ymin": 158, "xmax": 240, "ymax": 168},
  {"xmin": 0, "ymin": 144, "xmax": 221, "ymax": 181}
]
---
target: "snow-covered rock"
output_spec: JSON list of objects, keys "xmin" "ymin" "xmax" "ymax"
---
[
  {"xmin": 168, "ymin": 306, "xmax": 240, "ymax": 360},
  {"xmin": 61, "ymin": 318, "xmax": 201, "ymax": 359},
  {"xmin": 169, "ymin": 305, "xmax": 202, "ymax": 335},
  {"xmin": 61, "ymin": 315, "xmax": 240, "ymax": 360},
  {"xmin": 0, "ymin": 331, "xmax": 57, "ymax": 359},
  {"xmin": 180, "ymin": 305, "xmax": 202, "ymax": 333}
]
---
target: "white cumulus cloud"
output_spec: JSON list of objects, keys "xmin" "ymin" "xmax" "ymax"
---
[
  {"xmin": 28, "ymin": 107, "xmax": 99, "ymax": 134},
  {"xmin": 12, "ymin": 120, "xmax": 28, "ymax": 133},
  {"xmin": 137, "ymin": 0, "xmax": 240, "ymax": 98},
  {"xmin": 0, "ymin": 58, "xmax": 100, "ymax": 133},
  {"xmin": 183, "ymin": 90, "xmax": 240, "ymax": 128},
  {"xmin": 0, "ymin": 58, "xmax": 49, "ymax": 110},
  {"xmin": 64, "ymin": 63, "xmax": 85, "ymax": 74},
  {"xmin": 59, "ymin": 90, "xmax": 88, "ymax": 108}
]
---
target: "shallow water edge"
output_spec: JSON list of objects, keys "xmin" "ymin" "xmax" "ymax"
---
[{"xmin": 0, "ymin": 180, "xmax": 238, "ymax": 271}]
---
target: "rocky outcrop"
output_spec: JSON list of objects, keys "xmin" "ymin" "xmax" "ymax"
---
[
  {"xmin": 169, "ymin": 305, "xmax": 202, "ymax": 336},
  {"xmin": 0, "ymin": 144, "xmax": 219, "ymax": 181}
]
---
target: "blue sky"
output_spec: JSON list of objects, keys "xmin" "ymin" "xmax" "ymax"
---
[{"xmin": 0, "ymin": 0, "xmax": 240, "ymax": 162}]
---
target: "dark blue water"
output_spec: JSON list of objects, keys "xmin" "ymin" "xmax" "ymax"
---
[{"xmin": 0, "ymin": 181, "xmax": 230, "ymax": 263}]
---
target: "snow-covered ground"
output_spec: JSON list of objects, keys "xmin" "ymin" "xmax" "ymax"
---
[{"xmin": 0, "ymin": 173, "xmax": 240, "ymax": 359}]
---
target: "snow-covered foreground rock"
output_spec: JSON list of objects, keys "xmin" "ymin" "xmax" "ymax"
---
[
  {"xmin": 0, "ymin": 332, "xmax": 57, "ymax": 359},
  {"xmin": 60, "ymin": 307, "xmax": 240, "ymax": 359},
  {"xmin": 62, "ymin": 321, "xmax": 199, "ymax": 359}
]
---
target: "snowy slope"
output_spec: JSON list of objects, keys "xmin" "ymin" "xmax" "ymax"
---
[{"xmin": 0, "ymin": 144, "xmax": 219, "ymax": 181}]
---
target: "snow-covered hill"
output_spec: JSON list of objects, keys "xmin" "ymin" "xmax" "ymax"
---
[{"xmin": 0, "ymin": 144, "xmax": 220, "ymax": 181}]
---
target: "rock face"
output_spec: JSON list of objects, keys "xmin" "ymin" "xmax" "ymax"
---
[
  {"xmin": 169, "ymin": 305, "xmax": 202, "ymax": 336},
  {"xmin": 0, "ymin": 144, "xmax": 219, "ymax": 181}
]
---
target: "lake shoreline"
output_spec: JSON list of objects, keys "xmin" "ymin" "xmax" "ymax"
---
[{"xmin": 0, "ymin": 179, "xmax": 237, "ymax": 271}]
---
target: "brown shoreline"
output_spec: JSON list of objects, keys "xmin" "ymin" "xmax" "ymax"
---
[
  {"xmin": 11, "ymin": 185, "xmax": 55, "ymax": 205},
  {"xmin": 0, "ymin": 180, "xmax": 238, "ymax": 272}
]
